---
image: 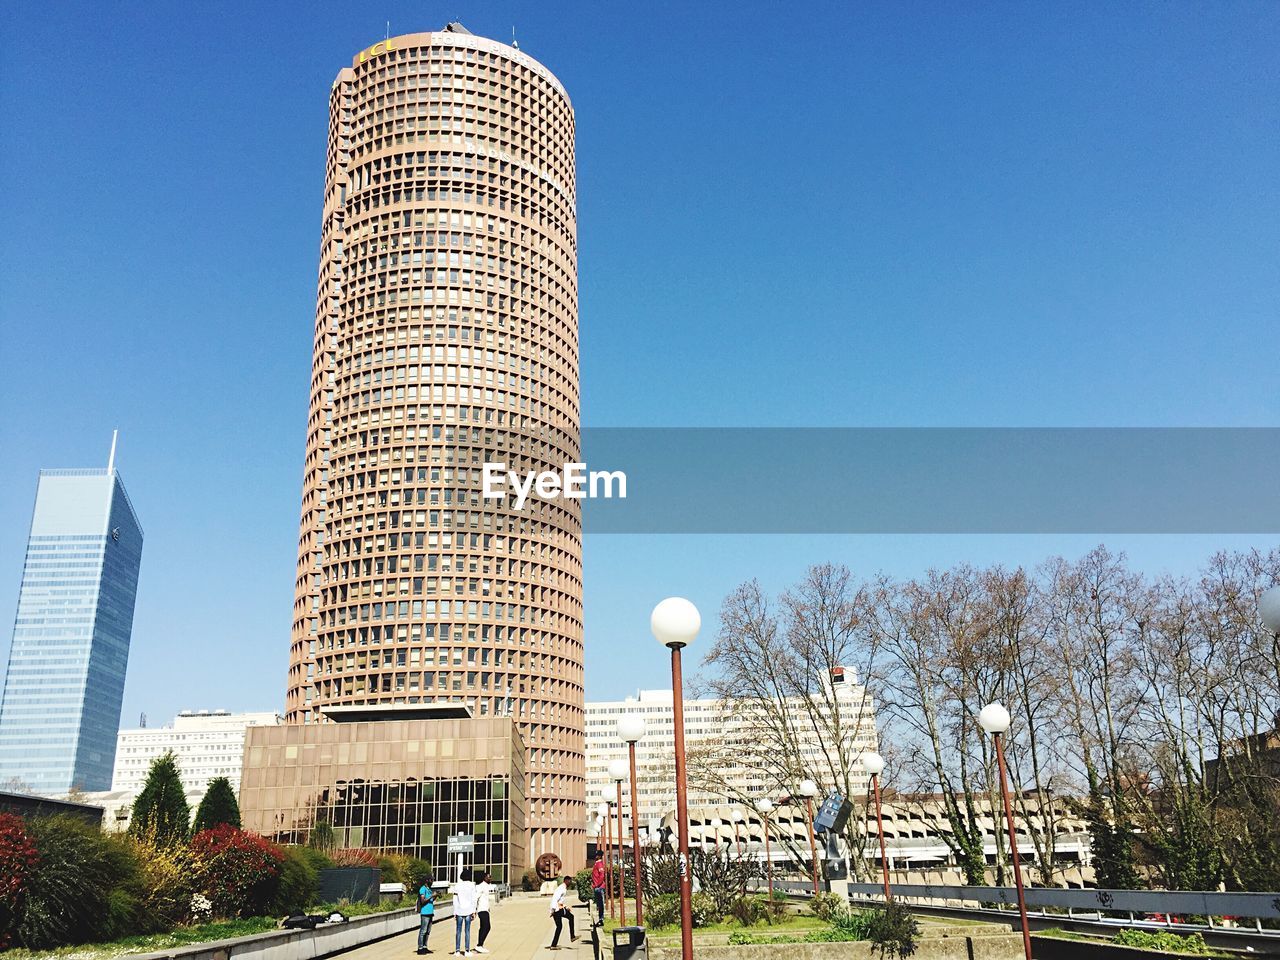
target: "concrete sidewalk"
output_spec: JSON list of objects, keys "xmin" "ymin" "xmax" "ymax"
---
[{"xmin": 343, "ymin": 895, "xmax": 596, "ymax": 960}]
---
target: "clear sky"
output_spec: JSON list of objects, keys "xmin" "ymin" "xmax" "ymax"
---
[{"xmin": 0, "ymin": 1, "xmax": 1277, "ymax": 729}]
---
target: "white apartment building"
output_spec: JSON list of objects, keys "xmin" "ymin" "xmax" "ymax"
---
[
  {"xmin": 664, "ymin": 793, "xmax": 1095, "ymax": 888},
  {"xmin": 586, "ymin": 668, "xmax": 877, "ymax": 833},
  {"xmin": 78, "ymin": 709, "xmax": 281, "ymax": 830}
]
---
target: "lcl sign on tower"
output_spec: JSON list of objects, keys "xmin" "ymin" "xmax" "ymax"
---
[{"xmin": 358, "ymin": 38, "xmax": 395, "ymax": 63}]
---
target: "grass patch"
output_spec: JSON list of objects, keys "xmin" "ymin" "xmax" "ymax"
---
[
  {"xmin": 1034, "ymin": 927, "xmax": 1234, "ymax": 958},
  {"xmin": 4, "ymin": 897, "xmax": 425, "ymax": 960},
  {"xmin": 2, "ymin": 917, "xmax": 281, "ymax": 960},
  {"xmin": 1034, "ymin": 926, "xmax": 1100, "ymax": 942},
  {"xmin": 607, "ymin": 911, "xmax": 828, "ymax": 940}
]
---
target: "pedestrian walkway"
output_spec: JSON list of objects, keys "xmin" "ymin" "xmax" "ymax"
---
[{"xmin": 343, "ymin": 895, "xmax": 596, "ymax": 960}]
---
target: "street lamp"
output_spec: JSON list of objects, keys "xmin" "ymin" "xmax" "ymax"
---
[
  {"xmin": 1262, "ymin": 587, "xmax": 1280, "ymax": 698},
  {"xmin": 755, "ymin": 798, "xmax": 775, "ymax": 900},
  {"xmin": 860, "ymin": 751, "xmax": 891, "ymax": 902},
  {"xmin": 609, "ymin": 757, "xmax": 631, "ymax": 927},
  {"xmin": 799, "ymin": 779, "xmax": 821, "ymax": 897},
  {"xmin": 979, "ymin": 702, "xmax": 1031, "ymax": 960},
  {"xmin": 731, "ymin": 808, "xmax": 746, "ymax": 896},
  {"xmin": 600, "ymin": 791, "xmax": 616, "ymax": 920},
  {"xmin": 731, "ymin": 807, "xmax": 745, "ymax": 858},
  {"xmin": 619, "ymin": 713, "xmax": 647, "ymax": 926},
  {"xmin": 1260, "ymin": 585, "xmax": 1280, "ymax": 636},
  {"xmin": 652, "ymin": 597, "xmax": 700, "ymax": 960},
  {"xmin": 708, "ymin": 817, "xmax": 723, "ymax": 851}
]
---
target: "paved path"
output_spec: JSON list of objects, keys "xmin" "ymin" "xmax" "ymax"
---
[{"xmin": 345, "ymin": 895, "xmax": 597, "ymax": 960}]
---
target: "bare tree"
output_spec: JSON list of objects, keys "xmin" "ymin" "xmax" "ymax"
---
[
  {"xmin": 865, "ymin": 566, "xmax": 998, "ymax": 885},
  {"xmin": 695, "ymin": 545, "xmax": 1280, "ymax": 892},
  {"xmin": 695, "ymin": 565, "xmax": 880, "ymax": 880}
]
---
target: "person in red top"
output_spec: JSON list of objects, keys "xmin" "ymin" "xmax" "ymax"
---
[{"xmin": 589, "ymin": 851, "xmax": 607, "ymax": 927}]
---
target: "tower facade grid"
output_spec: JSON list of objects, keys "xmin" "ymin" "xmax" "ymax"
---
[
  {"xmin": 0, "ymin": 468, "xmax": 144, "ymax": 793},
  {"xmin": 286, "ymin": 25, "xmax": 584, "ymax": 866}
]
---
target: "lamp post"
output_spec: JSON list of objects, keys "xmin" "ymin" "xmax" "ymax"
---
[
  {"xmin": 731, "ymin": 808, "xmax": 746, "ymax": 896},
  {"xmin": 600, "ymin": 793, "xmax": 616, "ymax": 920},
  {"xmin": 860, "ymin": 751, "xmax": 891, "ymax": 902},
  {"xmin": 799, "ymin": 779, "xmax": 821, "ymax": 897},
  {"xmin": 619, "ymin": 713, "xmax": 647, "ymax": 926},
  {"xmin": 708, "ymin": 817, "xmax": 722, "ymax": 852},
  {"xmin": 755, "ymin": 798, "xmax": 775, "ymax": 900},
  {"xmin": 609, "ymin": 757, "xmax": 630, "ymax": 927},
  {"xmin": 979, "ymin": 703, "xmax": 1031, "ymax": 960},
  {"xmin": 1261, "ymin": 587, "xmax": 1280, "ymax": 690},
  {"xmin": 652, "ymin": 597, "xmax": 701, "ymax": 960}
]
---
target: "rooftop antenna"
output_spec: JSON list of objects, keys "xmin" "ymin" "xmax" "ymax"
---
[
  {"xmin": 107, "ymin": 429, "xmax": 118, "ymax": 473},
  {"xmin": 386, "ymin": 20, "xmax": 390, "ymax": 40},
  {"xmin": 512, "ymin": 25, "xmax": 519, "ymax": 50},
  {"xmin": 139, "ymin": 712, "xmax": 147, "ymax": 728}
]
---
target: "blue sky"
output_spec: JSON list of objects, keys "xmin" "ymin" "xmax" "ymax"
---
[{"xmin": 0, "ymin": 1, "xmax": 1277, "ymax": 726}]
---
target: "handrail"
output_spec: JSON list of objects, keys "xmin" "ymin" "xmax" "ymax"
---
[{"xmin": 844, "ymin": 881, "xmax": 1280, "ymax": 921}]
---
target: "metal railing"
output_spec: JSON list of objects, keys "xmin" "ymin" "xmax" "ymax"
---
[{"xmin": 844, "ymin": 881, "xmax": 1280, "ymax": 936}]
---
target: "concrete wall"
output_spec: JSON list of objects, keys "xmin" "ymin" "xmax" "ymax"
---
[{"xmin": 126, "ymin": 904, "xmax": 453, "ymax": 960}]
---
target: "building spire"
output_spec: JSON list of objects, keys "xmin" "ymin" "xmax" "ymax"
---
[{"xmin": 108, "ymin": 429, "xmax": 118, "ymax": 473}]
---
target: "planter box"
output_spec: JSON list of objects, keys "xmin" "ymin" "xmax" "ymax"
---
[
  {"xmin": 649, "ymin": 932, "xmax": 1025, "ymax": 960},
  {"xmin": 126, "ymin": 904, "xmax": 454, "ymax": 960},
  {"xmin": 1031, "ymin": 934, "xmax": 1213, "ymax": 960}
]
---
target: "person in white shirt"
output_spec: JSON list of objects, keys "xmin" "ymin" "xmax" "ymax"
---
[
  {"xmin": 473, "ymin": 872, "xmax": 494, "ymax": 955},
  {"xmin": 450, "ymin": 868, "xmax": 478, "ymax": 957},
  {"xmin": 548, "ymin": 875, "xmax": 576, "ymax": 950}
]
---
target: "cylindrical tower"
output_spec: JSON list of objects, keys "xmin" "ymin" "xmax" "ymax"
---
[{"xmin": 286, "ymin": 23, "xmax": 583, "ymax": 866}]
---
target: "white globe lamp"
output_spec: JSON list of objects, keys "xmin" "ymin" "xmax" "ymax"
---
[
  {"xmin": 619, "ymin": 713, "xmax": 647, "ymax": 743},
  {"xmin": 650, "ymin": 597, "xmax": 701, "ymax": 649},
  {"xmin": 1260, "ymin": 586, "xmax": 1280, "ymax": 635},
  {"xmin": 978, "ymin": 703, "xmax": 1012, "ymax": 735}
]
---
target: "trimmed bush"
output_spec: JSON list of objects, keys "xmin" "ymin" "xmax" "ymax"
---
[
  {"xmin": 0, "ymin": 814, "xmax": 38, "ymax": 948},
  {"xmin": 129, "ymin": 828, "xmax": 199, "ymax": 931},
  {"xmin": 190, "ymin": 825, "xmax": 283, "ymax": 919},
  {"xmin": 1114, "ymin": 929, "xmax": 1210, "ymax": 954},
  {"xmin": 866, "ymin": 901, "xmax": 920, "ymax": 959},
  {"xmin": 274, "ymin": 845, "xmax": 329, "ymax": 914},
  {"xmin": 645, "ymin": 893, "xmax": 679, "ymax": 929},
  {"xmin": 403, "ymin": 858, "xmax": 434, "ymax": 893},
  {"xmin": 690, "ymin": 891, "xmax": 719, "ymax": 928},
  {"xmin": 520, "ymin": 867, "xmax": 540, "ymax": 891},
  {"xmin": 729, "ymin": 894, "xmax": 767, "ymax": 926},
  {"xmin": 129, "ymin": 753, "xmax": 190, "ymax": 845},
  {"xmin": 574, "ymin": 868, "xmax": 593, "ymax": 903},
  {"xmin": 831, "ymin": 906, "xmax": 876, "ymax": 940},
  {"xmin": 192, "ymin": 777, "xmax": 241, "ymax": 833},
  {"xmin": 642, "ymin": 892, "xmax": 719, "ymax": 929},
  {"xmin": 810, "ymin": 891, "xmax": 844, "ymax": 921},
  {"xmin": 764, "ymin": 889, "xmax": 791, "ymax": 922},
  {"xmin": 376, "ymin": 851, "xmax": 410, "ymax": 884},
  {"xmin": 17, "ymin": 816, "xmax": 144, "ymax": 949}
]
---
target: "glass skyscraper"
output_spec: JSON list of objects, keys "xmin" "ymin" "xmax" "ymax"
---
[{"xmin": 0, "ymin": 468, "xmax": 143, "ymax": 793}]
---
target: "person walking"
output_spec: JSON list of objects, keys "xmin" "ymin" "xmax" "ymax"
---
[
  {"xmin": 473, "ymin": 872, "xmax": 494, "ymax": 954},
  {"xmin": 548, "ymin": 874, "xmax": 577, "ymax": 950},
  {"xmin": 416, "ymin": 875, "xmax": 436, "ymax": 955},
  {"xmin": 451, "ymin": 868, "xmax": 478, "ymax": 957},
  {"xmin": 589, "ymin": 851, "xmax": 607, "ymax": 927}
]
